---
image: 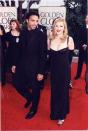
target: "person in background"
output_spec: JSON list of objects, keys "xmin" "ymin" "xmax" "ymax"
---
[
  {"xmin": 0, "ymin": 32, "xmax": 2, "ymax": 84},
  {"xmin": 84, "ymin": 15, "xmax": 88, "ymax": 94},
  {"xmin": 68, "ymin": 40, "xmax": 74, "ymax": 88},
  {"xmin": 6, "ymin": 19, "xmax": 21, "ymax": 73},
  {"xmin": 48, "ymin": 18, "xmax": 74, "ymax": 125},
  {"xmin": 13, "ymin": 11, "xmax": 47, "ymax": 119},
  {"xmin": 85, "ymin": 48, "xmax": 88, "ymax": 94},
  {"xmin": 0, "ymin": 25, "xmax": 7, "ymax": 86},
  {"xmin": 0, "ymin": 36, "xmax": 1, "ymax": 84},
  {"xmin": 75, "ymin": 15, "xmax": 87, "ymax": 80}
]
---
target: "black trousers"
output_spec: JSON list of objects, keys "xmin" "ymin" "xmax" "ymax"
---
[
  {"xmin": 76, "ymin": 50, "xmax": 87, "ymax": 77},
  {"xmin": 13, "ymin": 70, "xmax": 41, "ymax": 111},
  {"xmin": 85, "ymin": 64, "xmax": 88, "ymax": 88},
  {"xmin": 1, "ymin": 60, "xmax": 7, "ymax": 85}
]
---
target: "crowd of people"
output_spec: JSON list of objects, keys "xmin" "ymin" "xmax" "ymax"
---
[{"xmin": 0, "ymin": 11, "xmax": 87, "ymax": 125}]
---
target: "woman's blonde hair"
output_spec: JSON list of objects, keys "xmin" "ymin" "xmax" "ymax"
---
[{"xmin": 49, "ymin": 17, "xmax": 68, "ymax": 42}]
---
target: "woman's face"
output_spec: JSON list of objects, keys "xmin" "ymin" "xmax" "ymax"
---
[
  {"xmin": 10, "ymin": 21, "xmax": 17, "ymax": 30},
  {"xmin": 54, "ymin": 21, "xmax": 64, "ymax": 36}
]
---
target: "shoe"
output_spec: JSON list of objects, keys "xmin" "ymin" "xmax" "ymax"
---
[
  {"xmin": 57, "ymin": 120, "xmax": 64, "ymax": 125},
  {"xmin": 25, "ymin": 110, "xmax": 37, "ymax": 119},
  {"xmin": 24, "ymin": 100, "xmax": 31, "ymax": 108},
  {"xmin": 75, "ymin": 76, "xmax": 80, "ymax": 80}
]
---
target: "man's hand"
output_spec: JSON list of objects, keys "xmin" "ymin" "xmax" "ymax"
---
[
  {"xmin": 37, "ymin": 74, "xmax": 44, "ymax": 81},
  {"xmin": 82, "ymin": 44, "xmax": 87, "ymax": 50},
  {"xmin": 11, "ymin": 65, "xmax": 16, "ymax": 73}
]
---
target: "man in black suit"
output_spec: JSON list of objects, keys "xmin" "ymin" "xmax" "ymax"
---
[
  {"xmin": 85, "ymin": 48, "xmax": 88, "ymax": 94},
  {"xmin": 75, "ymin": 16, "xmax": 87, "ymax": 80},
  {"xmin": 37, "ymin": 24, "xmax": 48, "ymax": 89},
  {"xmin": 13, "ymin": 11, "xmax": 47, "ymax": 119},
  {"xmin": 0, "ymin": 25, "xmax": 7, "ymax": 86},
  {"xmin": 0, "ymin": 36, "xmax": 1, "ymax": 83},
  {"xmin": 85, "ymin": 15, "xmax": 88, "ymax": 94}
]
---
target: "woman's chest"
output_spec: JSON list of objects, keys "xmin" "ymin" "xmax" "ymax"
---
[{"xmin": 50, "ymin": 40, "xmax": 68, "ymax": 50}]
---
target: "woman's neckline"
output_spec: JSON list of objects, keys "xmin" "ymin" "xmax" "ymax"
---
[{"xmin": 11, "ymin": 30, "xmax": 20, "ymax": 37}]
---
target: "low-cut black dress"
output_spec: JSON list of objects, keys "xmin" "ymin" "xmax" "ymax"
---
[{"xmin": 50, "ymin": 47, "xmax": 70, "ymax": 120}]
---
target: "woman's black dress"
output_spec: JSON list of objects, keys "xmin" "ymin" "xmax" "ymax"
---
[
  {"xmin": 6, "ymin": 32, "xmax": 20, "ymax": 69},
  {"xmin": 50, "ymin": 47, "xmax": 70, "ymax": 120}
]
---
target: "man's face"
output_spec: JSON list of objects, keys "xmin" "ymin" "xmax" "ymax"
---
[{"xmin": 27, "ymin": 15, "xmax": 39, "ymax": 30}]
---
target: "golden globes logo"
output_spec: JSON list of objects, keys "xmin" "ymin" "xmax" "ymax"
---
[
  {"xmin": 39, "ymin": 6, "xmax": 66, "ymax": 29},
  {"xmin": 0, "ymin": 7, "xmax": 17, "ymax": 32},
  {"xmin": 40, "ymin": 11, "xmax": 64, "ymax": 26},
  {"xmin": 0, "ymin": 12, "xmax": 16, "ymax": 29}
]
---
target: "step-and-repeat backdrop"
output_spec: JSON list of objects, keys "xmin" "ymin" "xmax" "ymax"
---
[
  {"xmin": 39, "ymin": 6, "xmax": 66, "ymax": 29},
  {"xmin": 0, "ymin": 7, "xmax": 17, "ymax": 32},
  {"xmin": 0, "ymin": 6, "xmax": 66, "ymax": 31}
]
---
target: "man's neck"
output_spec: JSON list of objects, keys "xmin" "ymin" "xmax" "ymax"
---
[
  {"xmin": 28, "ymin": 27, "xmax": 36, "ymax": 31},
  {"xmin": 28, "ymin": 27, "xmax": 32, "ymax": 31}
]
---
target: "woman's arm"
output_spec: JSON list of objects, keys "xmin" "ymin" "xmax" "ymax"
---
[{"xmin": 68, "ymin": 36, "xmax": 75, "ymax": 50}]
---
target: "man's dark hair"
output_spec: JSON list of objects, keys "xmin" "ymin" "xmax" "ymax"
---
[{"xmin": 26, "ymin": 11, "xmax": 39, "ymax": 20}]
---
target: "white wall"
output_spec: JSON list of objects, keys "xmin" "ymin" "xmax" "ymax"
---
[
  {"xmin": 30, "ymin": 0, "xmax": 65, "ymax": 9},
  {"xmin": 1, "ymin": 0, "xmax": 65, "ymax": 8},
  {"xmin": 39, "ymin": 0, "xmax": 65, "ymax": 6}
]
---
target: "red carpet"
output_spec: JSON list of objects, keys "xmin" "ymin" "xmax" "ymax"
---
[{"xmin": 1, "ymin": 63, "xmax": 88, "ymax": 130}]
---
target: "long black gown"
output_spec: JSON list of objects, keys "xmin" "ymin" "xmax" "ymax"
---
[{"xmin": 50, "ymin": 47, "xmax": 70, "ymax": 120}]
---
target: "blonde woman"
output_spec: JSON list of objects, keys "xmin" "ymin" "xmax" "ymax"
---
[{"xmin": 48, "ymin": 18, "xmax": 74, "ymax": 125}]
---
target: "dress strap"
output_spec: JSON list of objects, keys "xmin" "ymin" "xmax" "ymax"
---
[{"xmin": 67, "ymin": 36, "xmax": 69, "ymax": 46}]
